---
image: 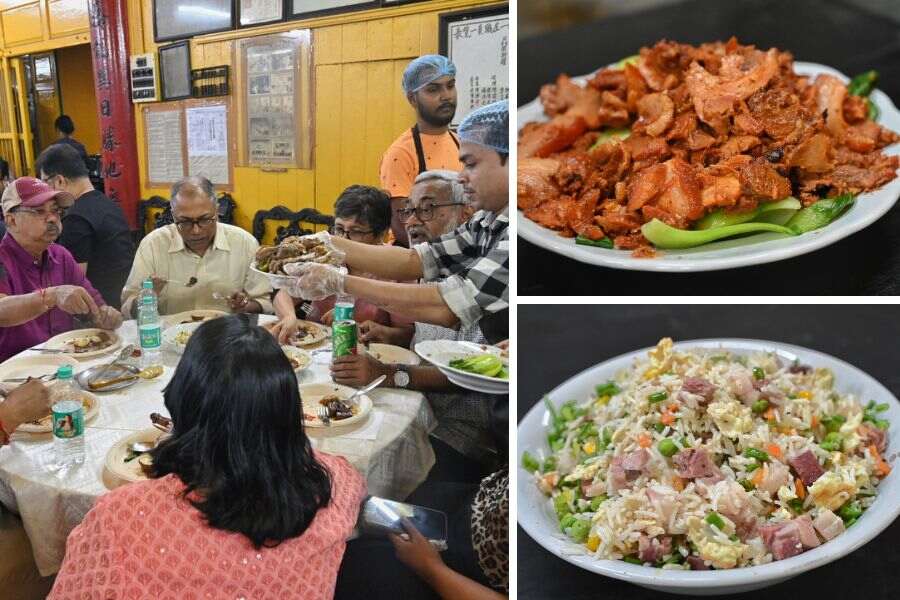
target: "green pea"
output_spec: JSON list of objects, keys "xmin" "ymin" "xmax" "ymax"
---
[
  {"xmin": 751, "ymin": 399, "xmax": 770, "ymax": 414},
  {"xmin": 521, "ymin": 451, "xmax": 540, "ymax": 472},
  {"xmin": 705, "ymin": 511, "xmax": 725, "ymax": 530},
  {"xmin": 567, "ymin": 518, "xmax": 591, "ymax": 543},
  {"xmin": 743, "ymin": 448, "xmax": 769, "ymax": 462},
  {"xmin": 652, "ymin": 422, "xmax": 666, "ymax": 433},
  {"xmin": 745, "ymin": 461, "xmax": 760, "ymax": 473},
  {"xmin": 648, "ymin": 391, "xmax": 668, "ymax": 403},
  {"xmin": 752, "ymin": 367, "xmax": 765, "ymax": 380},
  {"xmin": 590, "ymin": 496, "xmax": 607, "ymax": 511},
  {"xmin": 542, "ymin": 456, "xmax": 557, "ymax": 472},
  {"xmin": 559, "ymin": 513, "xmax": 577, "ymax": 532},
  {"xmin": 738, "ymin": 479, "xmax": 755, "ymax": 491},
  {"xmin": 595, "ymin": 381, "xmax": 621, "ymax": 397},
  {"xmin": 658, "ymin": 438, "xmax": 679, "ymax": 457},
  {"xmin": 838, "ymin": 500, "xmax": 863, "ymax": 522}
]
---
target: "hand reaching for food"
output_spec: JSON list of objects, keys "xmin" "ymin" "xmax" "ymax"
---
[
  {"xmin": 48, "ymin": 285, "xmax": 99, "ymax": 318},
  {"xmin": 282, "ymin": 262, "xmax": 346, "ymax": 300},
  {"xmin": 267, "ymin": 317, "xmax": 301, "ymax": 344},
  {"xmin": 227, "ymin": 291, "xmax": 251, "ymax": 312},
  {"xmin": 358, "ymin": 320, "xmax": 391, "ymax": 344},
  {"xmin": 93, "ymin": 305, "xmax": 123, "ymax": 330},
  {"xmin": 0, "ymin": 379, "xmax": 51, "ymax": 432}
]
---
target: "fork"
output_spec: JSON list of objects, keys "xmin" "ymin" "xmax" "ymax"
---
[
  {"xmin": 2, "ymin": 373, "xmax": 58, "ymax": 383},
  {"xmin": 317, "ymin": 405, "xmax": 331, "ymax": 426},
  {"xmin": 300, "ymin": 302, "xmax": 312, "ymax": 315}
]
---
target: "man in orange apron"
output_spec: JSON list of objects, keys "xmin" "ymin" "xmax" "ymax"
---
[{"xmin": 380, "ymin": 55, "xmax": 463, "ymax": 248}]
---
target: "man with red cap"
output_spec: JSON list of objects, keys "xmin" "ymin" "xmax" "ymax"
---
[{"xmin": 0, "ymin": 177, "xmax": 122, "ymax": 361}]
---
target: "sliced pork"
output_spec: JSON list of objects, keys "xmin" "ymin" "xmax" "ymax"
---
[
  {"xmin": 638, "ymin": 534, "xmax": 673, "ymax": 563},
  {"xmin": 788, "ymin": 450, "xmax": 825, "ymax": 486}
]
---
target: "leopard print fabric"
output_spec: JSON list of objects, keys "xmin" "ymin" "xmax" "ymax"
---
[{"xmin": 471, "ymin": 468, "xmax": 509, "ymax": 592}]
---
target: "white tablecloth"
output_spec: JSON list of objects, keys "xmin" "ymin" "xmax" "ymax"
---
[{"xmin": 0, "ymin": 318, "xmax": 436, "ymax": 576}]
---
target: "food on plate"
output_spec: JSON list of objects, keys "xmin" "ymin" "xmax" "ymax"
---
[
  {"xmin": 289, "ymin": 323, "xmax": 324, "ymax": 345},
  {"xmin": 67, "ymin": 331, "xmax": 114, "ymax": 353},
  {"xmin": 150, "ymin": 412, "xmax": 173, "ymax": 433},
  {"xmin": 285, "ymin": 349, "xmax": 311, "ymax": 371},
  {"xmin": 181, "ymin": 314, "xmax": 214, "ymax": 324},
  {"xmin": 523, "ymin": 338, "xmax": 891, "ymax": 569},
  {"xmin": 518, "ymin": 39, "xmax": 900, "ymax": 256},
  {"xmin": 319, "ymin": 395, "xmax": 356, "ymax": 421},
  {"xmin": 174, "ymin": 330, "xmax": 192, "ymax": 345},
  {"xmin": 254, "ymin": 235, "xmax": 343, "ymax": 275},
  {"xmin": 29, "ymin": 394, "xmax": 93, "ymax": 427},
  {"xmin": 449, "ymin": 353, "xmax": 509, "ymax": 379}
]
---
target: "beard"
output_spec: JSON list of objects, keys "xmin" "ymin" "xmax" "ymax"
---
[{"xmin": 419, "ymin": 101, "xmax": 456, "ymax": 128}]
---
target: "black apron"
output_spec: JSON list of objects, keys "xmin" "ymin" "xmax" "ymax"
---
[{"xmin": 411, "ymin": 124, "xmax": 459, "ymax": 174}]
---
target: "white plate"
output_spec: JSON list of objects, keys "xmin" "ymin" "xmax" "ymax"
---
[
  {"xmin": 251, "ymin": 262, "xmax": 347, "ymax": 290},
  {"xmin": 282, "ymin": 345, "xmax": 312, "ymax": 374},
  {"xmin": 517, "ymin": 339, "xmax": 900, "ymax": 595},
  {"xmin": 162, "ymin": 309, "xmax": 228, "ymax": 328},
  {"xmin": 162, "ymin": 322, "xmax": 201, "ymax": 355},
  {"xmin": 366, "ymin": 343, "xmax": 421, "ymax": 366},
  {"xmin": 517, "ymin": 61, "xmax": 900, "ymax": 272},
  {"xmin": 415, "ymin": 340, "xmax": 509, "ymax": 394},
  {"xmin": 0, "ymin": 354, "xmax": 74, "ymax": 393},
  {"xmin": 41, "ymin": 329, "xmax": 121, "ymax": 359},
  {"xmin": 298, "ymin": 382, "xmax": 373, "ymax": 428},
  {"xmin": 17, "ymin": 390, "xmax": 100, "ymax": 433},
  {"xmin": 286, "ymin": 320, "xmax": 329, "ymax": 347},
  {"xmin": 104, "ymin": 428, "xmax": 165, "ymax": 486}
]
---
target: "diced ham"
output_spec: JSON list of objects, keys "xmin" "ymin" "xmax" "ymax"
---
[
  {"xmin": 673, "ymin": 449, "xmax": 721, "ymax": 480},
  {"xmin": 609, "ymin": 449, "xmax": 650, "ymax": 491},
  {"xmin": 715, "ymin": 480, "xmax": 759, "ymax": 539},
  {"xmin": 758, "ymin": 520, "xmax": 804, "ymax": 560},
  {"xmin": 686, "ymin": 555, "xmax": 710, "ymax": 570},
  {"xmin": 813, "ymin": 509, "xmax": 845, "ymax": 541},
  {"xmin": 755, "ymin": 460, "xmax": 792, "ymax": 496},
  {"xmin": 681, "ymin": 377, "xmax": 716, "ymax": 402},
  {"xmin": 858, "ymin": 423, "xmax": 887, "ymax": 453},
  {"xmin": 638, "ymin": 535, "xmax": 673, "ymax": 563},
  {"xmin": 582, "ymin": 479, "xmax": 606, "ymax": 498},
  {"xmin": 788, "ymin": 450, "xmax": 825, "ymax": 486},
  {"xmin": 622, "ymin": 448, "xmax": 650, "ymax": 472},
  {"xmin": 728, "ymin": 370, "xmax": 760, "ymax": 405},
  {"xmin": 794, "ymin": 515, "xmax": 821, "ymax": 549}
]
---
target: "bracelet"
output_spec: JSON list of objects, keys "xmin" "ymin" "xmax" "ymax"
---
[{"xmin": 0, "ymin": 419, "xmax": 11, "ymax": 446}]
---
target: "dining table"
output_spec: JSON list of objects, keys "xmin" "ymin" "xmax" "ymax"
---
[{"xmin": 0, "ymin": 315, "xmax": 437, "ymax": 576}]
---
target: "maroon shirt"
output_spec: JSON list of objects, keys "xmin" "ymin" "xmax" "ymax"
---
[{"xmin": 0, "ymin": 234, "xmax": 105, "ymax": 362}]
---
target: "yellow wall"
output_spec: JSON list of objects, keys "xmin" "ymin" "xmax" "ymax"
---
[
  {"xmin": 0, "ymin": 0, "xmax": 90, "ymax": 54},
  {"xmin": 56, "ymin": 42, "xmax": 100, "ymax": 153}
]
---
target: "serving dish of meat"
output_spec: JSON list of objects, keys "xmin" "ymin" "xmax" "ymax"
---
[
  {"xmin": 251, "ymin": 235, "xmax": 345, "ymax": 289},
  {"xmin": 299, "ymin": 382, "xmax": 372, "ymax": 428},
  {"xmin": 518, "ymin": 39, "xmax": 900, "ymax": 271}
]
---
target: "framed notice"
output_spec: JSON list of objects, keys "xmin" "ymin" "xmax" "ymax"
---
[
  {"xmin": 289, "ymin": 0, "xmax": 377, "ymax": 20},
  {"xmin": 239, "ymin": 30, "xmax": 313, "ymax": 169},
  {"xmin": 159, "ymin": 41, "xmax": 193, "ymax": 101},
  {"xmin": 153, "ymin": 0, "xmax": 234, "ymax": 43},
  {"xmin": 439, "ymin": 4, "xmax": 509, "ymax": 127},
  {"xmin": 143, "ymin": 106, "xmax": 185, "ymax": 187},
  {"xmin": 185, "ymin": 100, "xmax": 232, "ymax": 186},
  {"xmin": 238, "ymin": 0, "xmax": 284, "ymax": 27}
]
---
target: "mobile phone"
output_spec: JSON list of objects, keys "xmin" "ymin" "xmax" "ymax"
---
[{"xmin": 358, "ymin": 496, "xmax": 448, "ymax": 549}]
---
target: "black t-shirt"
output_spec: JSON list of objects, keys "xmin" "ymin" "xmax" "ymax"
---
[
  {"xmin": 58, "ymin": 190, "xmax": 133, "ymax": 308},
  {"xmin": 52, "ymin": 137, "xmax": 88, "ymax": 159}
]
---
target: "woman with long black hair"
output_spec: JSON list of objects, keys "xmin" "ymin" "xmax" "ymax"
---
[{"xmin": 49, "ymin": 315, "xmax": 366, "ymax": 599}]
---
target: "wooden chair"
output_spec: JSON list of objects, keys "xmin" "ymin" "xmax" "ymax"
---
[
  {"xmin": 0, "ymin": 507, "xmax": 55, "ymax": 599},
  {"xmin": 138, "ymin": 193, "xmax": 238, "ymax": 238},
  {"xmin": 252, "ymin": 206, "xmax": 334, "ymax": 244}
]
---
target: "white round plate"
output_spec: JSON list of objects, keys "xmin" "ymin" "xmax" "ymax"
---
[
  {"xmin": 16, "ymin": 389, "xmax": 100, "ymax": 433},
  {"xmin": 162, "ymin": 322, "xmax": 201, "ymax": 355},
  {"xmin": 104, "ymin": 428, "xmax": 165, "ymax": 486},
  {"xmin": 298, "ymin": 382, "xmax": 373, "ymax": 428},
  {"xmin": 415, "ymin": 340, "xmax": 509, "ymax": 393},
  {"xmin": 163, "ymin": 309, "xmax": 228, "ymax": 328},
  {"xmin": 41, "ymin": 329, "xmax": 122, "ymax": 359},
  {"xmin": 517, "ymin": 338, "xmax": 900, "ymax": 595},
  {"xmin": 518, "ymin": 61, "xmax": 900, "ymax": 272},
  {"xmin": 282, "ymin": 345, "xmax": 312, "ymax": 374},
  {"xmin": 286, "ymin": 321, "xmax": 329, "ymax": 347},
  {"xmin": 250, "ymin": 262, "xmax": 347, "ymax": 290},
  {"xmin": 0, "ymin": 354, "xmax": 74, "ymax": 393},
  {"xmin": 366, "ymin": 343, "xmax": 421, "ymax": 366}
]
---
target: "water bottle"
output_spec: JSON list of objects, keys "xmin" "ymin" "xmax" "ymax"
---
[
  {"xmin": 333, "ymin": 294, "xmax": 355, "ymax": 321},
  {"xmin": 138, "ymin": 279, "xmax": 162, "ymax": 368},
  {"xmin": 51, "ymin": 365, "xmax": 85, "ymax": 467}
]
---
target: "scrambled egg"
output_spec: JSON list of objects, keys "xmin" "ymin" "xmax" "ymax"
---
[
  {"xmin": 686, "ymin": 516, "xmax": 747, "ymax": 569},
  {"xmin": 813, "ymin": 368, "xmax": 834, "ymax": 390},
  {"xmin": 708, "ymin": 400, "xmax": 754, "ymax": 438},
  {"xmin": 777, "ymin": 485, "xmax": 797, "ymax": 505},
  {"xmin": 644, "ymin": 337, "xmax": 673, "ymax": 379},
  {"xmin": 564, "ymin": 460, "xmax": 602, "ymax": 484},
  {"xmin": 809, "ymin": 470, "xmax": 857, "ymax": 510}
]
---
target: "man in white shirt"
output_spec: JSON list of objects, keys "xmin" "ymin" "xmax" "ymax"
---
[{"xmin": 121, "ymin": 176, "xmax": 272, "ymax": 316}]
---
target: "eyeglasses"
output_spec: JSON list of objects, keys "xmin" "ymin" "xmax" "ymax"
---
[
  {"xmin": 174, "ymin": 216, "xmax": 217, "ymax": 231},
  {"xmin": 398, "ymin": 201, "xmax": 465, "ymax": 223},
  {"xmin": 331, "ymin": 224, "xmax": 376, "ymax": 241},
  {"xmin": 12, "ymin": 206, "xmax": 66, "ymax": 220}
]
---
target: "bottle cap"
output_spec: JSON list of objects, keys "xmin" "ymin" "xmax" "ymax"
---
[{"xmin": 56, "ymin": 365, "xmax": 74, "ymax": 380}]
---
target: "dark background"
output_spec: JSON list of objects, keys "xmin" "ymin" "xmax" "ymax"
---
[
  {"xmin": 517, "ymin": 304, "xmax": 900, "ymax": 599},
  {"xmin": 518, "ymin": 0, "xmax": 900, "ymax": 295}
]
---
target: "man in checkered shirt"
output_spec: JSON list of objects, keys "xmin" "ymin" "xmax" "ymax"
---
[{"xmin": 285, "ymin": 100, "xmax": 508, "ymax": 331}]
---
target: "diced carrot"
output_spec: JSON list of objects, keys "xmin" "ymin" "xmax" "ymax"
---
[
  {"xmin": 668, "ymin": 403, "xmax": 680, "ymax": 412},
  {"xmin": 764, "ymin": 407, "xmax": 776, "ymax": 421},
  {"xmin": 795, "ymin": 478, "xmax": 806, "ymax": 500},
  {"xmin": 752, "ymin": 463, "xmax": 767, "ymax": 486},
  {"xmin": 766, "ymin": 443, "xmax": 783, "ymax": 460},
  {"xmin": 661, "ymin": 412, "xmax": 676, "ymax": 426},
  {"xmin": 811, "ymin": 415, "xmax": 819, "ymax": 428},
  {"xmin": 672, "ymin": 476, "xmax": 685, "ymax": 491},
  {"xmin": 869, "ymin": 444, "xmax": 892, "ymax": 477},
  {"xmin": 638, "ymin": 433, "xmax": 652, "ymax": 448}
]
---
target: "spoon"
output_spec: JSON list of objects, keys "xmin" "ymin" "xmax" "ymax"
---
[
  {"xmin": 346, "ymin": 375, "xmax": 386, "ymax": 406},
  {"xmin": 89, "ymin": 344, "xmax": 135, "ymax": 384},
  {"xmin": 124, "ymin": 440, "xmax": 156, "ymax": 462},
  {"xmin": 88, "ymin": 365, "xmax": 164, "ymax": 390}
]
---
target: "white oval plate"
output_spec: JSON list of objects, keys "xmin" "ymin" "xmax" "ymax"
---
[
  {"xmin": 0, "ymin": 353, "xmax": 74, "ymax": 393},
  {"xmin": 17, "ymin": 389, "xmax": 100, "ymax": 433},
  {"xmin": 281, "ymin": 345, "xmax": 312, "ymax": 374},
  {"xmin": 286, "ymin": 320, "xmax": 329, "ymax": 347},
  {"xmin": 299, "ymin": 382, "xmax": 373, "ymax": 428},
  {"xmin": 41, "ymin": 328, "xmax": 122, "ymax": 359},
  {"xmin": 162, "ymin": 309, "xmax": 228, "ymax": 328},
  {"xmin": 366, "ymin": 343, "xmax": 421, "ymax": 366},
  {"xmin": 415, "ymin": 340, "xmax": 509, "ymax": 393},
  {"xmin": 517, "ymin": 338, "xmax": 900, "ymax": 595},
  {"xmin": 517, "ymin": 62, "xmax": 900, "ymax": 272}
]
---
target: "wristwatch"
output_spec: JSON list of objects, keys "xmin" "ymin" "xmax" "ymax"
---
[{"xmin": 392, "ymin": 364, "xmax": 410, "ymax": 388}]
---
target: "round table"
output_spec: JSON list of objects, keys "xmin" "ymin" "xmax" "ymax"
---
[{"xmin": 0, "ymin": 317, "xmax": 436, "ymax": 576}]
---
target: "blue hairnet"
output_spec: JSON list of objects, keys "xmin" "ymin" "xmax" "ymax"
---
[
  {"xmin": 402, "ymin": 55, "xmax": 456, "ymax": 93},
  {"xmin": 457, "ymin": 100, "xmax": 508, "ymax": 154}
]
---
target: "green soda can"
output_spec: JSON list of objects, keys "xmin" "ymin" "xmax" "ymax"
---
[{"xmin": 332, "ymin": 319, "xmax": 358, "ymax": 357}]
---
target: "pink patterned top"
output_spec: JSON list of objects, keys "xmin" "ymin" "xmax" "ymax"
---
[{"xmin": 49, "ymin": 452, "xmax": 366, "ymax": 600}]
